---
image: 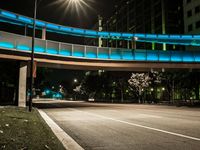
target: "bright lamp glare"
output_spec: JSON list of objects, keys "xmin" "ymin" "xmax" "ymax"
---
[{"xmin": 50, "ymin": 0, "xmax": 94, "ymax": 17}]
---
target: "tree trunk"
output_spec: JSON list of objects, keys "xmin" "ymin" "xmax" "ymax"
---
[
  {"xmin": 120, "ymin": 88, "xmax": 124, "ymax": 103},
  {"xmin": 195, "ymin": 85, "xmax": 199, "ymax": 100}
]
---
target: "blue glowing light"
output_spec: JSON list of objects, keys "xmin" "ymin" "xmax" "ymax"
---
[
  {"xmin": 1, "ymin": 11, "xmax": 16, "ymax": 19},
  {"xmin": 0, "ymin": 42, "xmax": 14, "ymax": 49},
  {"xmin": 73, "ymin": 28, "xmax": 84, "ymax": 34},
  {"xmin": 86, "ymin": 53, "xmax": 97, "ymax": 58},
  {"xmin": 182, "ymin": 53, "xmax": 194, "ymax": 62},
  {"xmin": 46, "ymin": 48, "xmax": 58, "ymax": 55},
  {"xmin": 134, "ymin": 50, "xmax": 146, "ymax": 61},
  {"xmin": 36, "ymin": 20, "xmax": 45, "ymax": 27},
  {"xmin": 46, "ymin": 24, "xmax": 59, "ymax": 29},
  {"xmin": 73, "ymin": 52, "xmax": 84, "ymax": 57},
  {"xmin": 122, "ymin": 50, "xmax": 133, "ymax": 60},
  {"xmin": 170, "ymin": 35, "xmax": 181, "ymax": 39},
  {"xmin": 85, "ymin": 30, "xmax": 97, "ymax": 36},
  {"xmin": 59, "ymin": 50, "xmax": 71, "ymax": 56},
  {"xmin": 194, "ymin": 54, "xmax": 200, "ymax": 62},
  {"xmin": 182, "ymin": 35, "xmax": 193, "ymax": 39},
  {"xmin": 110, "ymin": 32, "xmax": 121, "ymax": 37},
  {"xmin": 98, "ymin": 32, "xmax": 109, "ymax": 37},
  {"xmin": 159, "ymin": 52, "xmax": 171, "ymax": 61},
  {"xmin": 146, "ymin": 34, "xmax": 157, "ymax": 38},
  {"xmin": 193, "ymin": 35, "xmax": 200, "ymax": 39},
  {"xmin": 60, "ymin": 27, "xmax": 72, "ymax": 32},
  {"xmin": 18, "ymin": 16, "xmax": 32, "ymax": 23},
  {"xmin": 17, "ymin": 45, "xmax": 30, "ymax": 51},
  {"xmin": 98, "ymin": 53, "xmax": 109, "ymax": 59},
  {"xmin": 146, "ymin": 51, "xmax": 159, "ymax": 61},
  {"xmin": 45, "ymin": 89, "xmax": 51, "ymax": 95},
  {"xmin": 34, "ymin": 46, "xmax": 45, "ymax": 53},
  {"xmin": 53, "ymin": 93, "xmax": 62, "ymax": 99},
  {"xmin": 157, "ymin": 35, "xmax": 169, "ymax": 39},
  {"xmin": 122, "ymin": 33, "xmax": 133, "ymax": 38},
  {"xmin": 171, "ymin": 52, "xmax": 182, "ymax": 62},
  {"xmin": 110, "ymin": 54, "xmax": 122, "ymax": 60},
  {"xmin": 134, "ymin": 34, "xmax": 145, "ymax": 38}
]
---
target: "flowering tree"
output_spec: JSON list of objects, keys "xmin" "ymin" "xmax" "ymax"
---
[
  {"xmin": 73, "ymin": 85, "xmax": 83, "ymax": 94},
  {"xmin": 128, "ymin": 73, "xmax": 152, "ymax": 103}
]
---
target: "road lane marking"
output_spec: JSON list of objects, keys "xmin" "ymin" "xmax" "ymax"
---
[
  {"xmin": 135, "ymin": 114, "xmax": 163, "ymax": 119},
  {"xmin": 70, "ymin": 109, "xmax": 200, "ymax": 142},
  {"xmin": 38, "ymin": 109, "xmax": 84, "ymax": 150}
]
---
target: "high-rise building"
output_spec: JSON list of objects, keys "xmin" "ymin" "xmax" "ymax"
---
[
  {"xmin": 84, "ymin": 15, "xmax": 103, "ymax": 47},
  {"xmin": 101, "ymin": 0, "xmax": 184, "ymax": 50},
  {"xmin": 183, "ymin": 0, "xmax": 200, "ymax": 51},
  {"xmin": 183, "ymin": 0, "xmax": 200, "ymax": 34}
]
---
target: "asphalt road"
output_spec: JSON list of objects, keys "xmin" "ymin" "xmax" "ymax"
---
[{"xmin": 34, "ymin": 100, "xmax": 200, "ymax": 150}]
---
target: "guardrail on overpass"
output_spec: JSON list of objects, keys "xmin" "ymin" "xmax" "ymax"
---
[{"xmin": 0, "ymin": 31, "xmax": 200, "ymax": 63}]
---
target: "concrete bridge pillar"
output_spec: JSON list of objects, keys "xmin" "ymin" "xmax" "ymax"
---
[{"xmin": 18, "ymin": 62, "xmax": 28, "ymax": 107}]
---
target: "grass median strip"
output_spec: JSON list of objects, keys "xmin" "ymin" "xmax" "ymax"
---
[{"xmin": 0, "ymin": 107, "xmax": 65, "ymax": 150}]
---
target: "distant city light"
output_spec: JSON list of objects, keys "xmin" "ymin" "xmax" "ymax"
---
[
  {"xmin": 74, "ymin": 79, "xmax": 78, "ymax": 83},
  {"xmin": 134, "ymin": 37, "xmax": 138, "ymax": 41},
  {"xmin": 44, "ymin": 89, "xmax": 51, "ymax": 95}
]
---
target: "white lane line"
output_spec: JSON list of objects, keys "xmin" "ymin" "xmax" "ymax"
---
[
  {"xmin": 70, "ymin": 109, "xmax": 200, "ymax": 142},
  {"xmin": 38, "ymin": 109, "xmax": 84, "ymax": 150}
]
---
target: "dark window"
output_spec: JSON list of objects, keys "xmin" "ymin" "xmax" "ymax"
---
[
  {"xmin": 188, "ymin": 24, "xmax": 193, "ymax": 32},
  {"xmin": 196, "ymin": 21, "xmax": 200, "ymax": 29},
  {"xmin": 195, "ymin": 5, "xmax": 200, "ymax": 14},
  {"xmin": 187, "ymin": 0, "xmax": 191, "ymax": 4},
  {"xmin": 187, "ymin": 10, "xmax": 192, "ymax": 17}
]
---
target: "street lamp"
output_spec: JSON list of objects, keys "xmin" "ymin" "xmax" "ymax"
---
[
  {"xmin": 28, "ymin": 0, "xmax": 90, "ymax": 111},
  {"xmin": 29, "ymin": 0, "xmax": 37, "ymax": 112},
  {"xmin": 74, "ymin": 79, "xmax": 78, "ymax": 83}
]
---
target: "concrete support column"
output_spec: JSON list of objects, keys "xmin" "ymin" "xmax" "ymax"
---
[
  {"xmin": 18, "ymin": 62, "xmax": 27, "ymax": 107},
  {"xmin": 42, "ymin": 27, "xmax": 46, "ymax": 40}
]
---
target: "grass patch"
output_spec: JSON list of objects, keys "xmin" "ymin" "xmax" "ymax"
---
[{"xmin": 0, "ymin": 107, "xmax": 65, "ymax": 150}]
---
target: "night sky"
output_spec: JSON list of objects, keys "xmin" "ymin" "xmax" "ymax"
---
[{"xmin": 0, "ymin": 0, "xmax": 115, "ymax": 28}]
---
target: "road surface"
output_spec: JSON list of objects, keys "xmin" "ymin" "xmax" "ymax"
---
[{"xmin": 34, "ymin": 100, "xmax": 200, "ymax": 150}]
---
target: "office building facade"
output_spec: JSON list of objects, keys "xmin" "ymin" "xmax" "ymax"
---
[{"xmin": 101, "ymin": 0, "xmax": 184, "ymax": 50}]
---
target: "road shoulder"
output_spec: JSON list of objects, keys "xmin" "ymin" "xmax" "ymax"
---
[{"xmin": 38, "ymin": 109, "xmax": 84, "ymax": 150}]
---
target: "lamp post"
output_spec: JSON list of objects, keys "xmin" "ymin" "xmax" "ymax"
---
[
  {"xmin": 29, "ymin": 0, "xmax": 37, "ymax": 112},
  {"xmin": 28, "ymin": 0, "xmax": 89, "ymax": 111}
]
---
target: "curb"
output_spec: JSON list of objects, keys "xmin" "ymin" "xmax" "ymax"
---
[{"xmin": 38, "ymin": 109, "xmax": 84, "ymax": 150}]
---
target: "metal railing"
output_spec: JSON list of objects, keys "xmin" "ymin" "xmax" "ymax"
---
[{"xmin": 0, "ymin": 31, "xmax": 200, "ymax": 63}]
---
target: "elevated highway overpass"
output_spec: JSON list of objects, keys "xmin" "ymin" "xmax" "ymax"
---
[{"xmin": 1, "ymin": 31, "xmax": 200, "ymax": 71}]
